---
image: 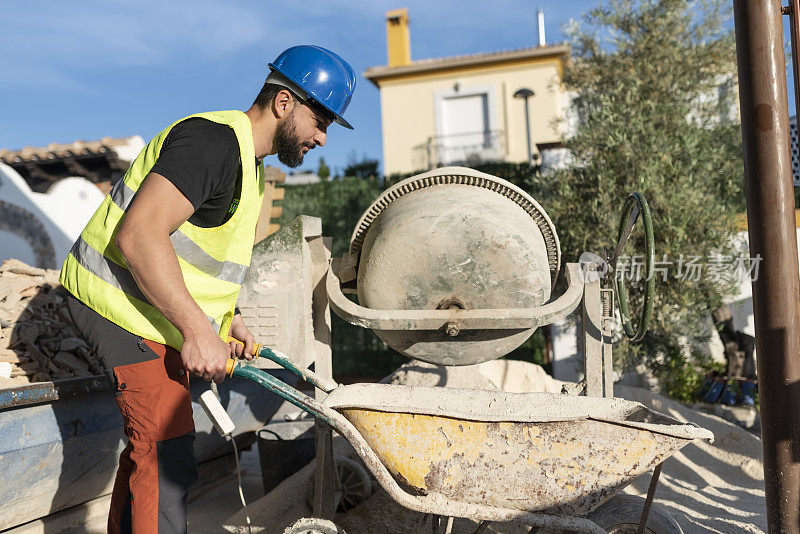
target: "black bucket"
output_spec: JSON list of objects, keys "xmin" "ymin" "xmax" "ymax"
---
[{"xmin": 256, "ymin": 419, "xmax": 316, "ymax": 493}]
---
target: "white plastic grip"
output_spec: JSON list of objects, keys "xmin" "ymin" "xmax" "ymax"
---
[{"xmin": 199, "ymin": 390, "xmax": 236, "ymax": 437}]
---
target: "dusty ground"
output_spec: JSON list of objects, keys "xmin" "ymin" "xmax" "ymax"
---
[{"xmin": 614, "ymin": 384, "xmax": 765, "ymax": 533}]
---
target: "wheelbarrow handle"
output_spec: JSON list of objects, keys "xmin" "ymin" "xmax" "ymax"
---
[
  {"xmin": 225, "ymin": 336, "xmax": 260, "ymax": 362},
  {"xmin": 225, "ymin": 357, "xmax": 237, "ymax": 377},
  {"xmin": 224, "ymin": 337, "xmax": 261, "ymax": 358},
  {"xmin": 226, "ymin": 361, "xmax": 337, "ymax": 426},
  {"xmin": 226, "ymin": 336, "xmax": 338, "ymax": 393}
]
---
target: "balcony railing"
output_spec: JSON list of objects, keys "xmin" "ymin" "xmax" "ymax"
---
[{"xmin": 412, "ymin": 130, "xmax": 505, "ymax": 170}]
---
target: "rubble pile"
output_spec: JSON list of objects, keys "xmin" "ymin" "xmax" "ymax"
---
[{"xmin": 0, "ymin": 259, "xmax": 103, "ymax": 389}]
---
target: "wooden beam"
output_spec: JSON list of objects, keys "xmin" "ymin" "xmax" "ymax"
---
[
  {"xmin": 264, "ymin": 165, "xmax": 286, "ymax": 183},
  {"xmin": 22, "ymin": 163, "xmax": 57, "ymax": 182},
  {"xmin": 107, "ymin": 156, "xmax": 131, "ymax": 172},
  {"xmin": 254, "ymin": 183, "xmax": 274, "ymax": 245},
  {"xmin": 64, "ymin": 158, "xmax": 100, "ymax": 181}
]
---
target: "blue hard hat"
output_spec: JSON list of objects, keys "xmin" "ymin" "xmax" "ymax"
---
[{"xmin": 269, "ymin": 45, "xmax": 356, "ymax": 129}]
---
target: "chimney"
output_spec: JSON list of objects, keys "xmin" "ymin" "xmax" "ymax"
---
[
  {"xmin": 537, "ymin": 9, "xmax": 546, "ymax": 46},
  {"xmin": 386, "ymin": 8, "xmax": 411, "ymax": 67}
]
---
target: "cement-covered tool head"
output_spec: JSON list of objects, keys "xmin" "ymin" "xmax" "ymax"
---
[{"xmin": 335, "ymin": 167, "xmax": 561, "ymax": 365}]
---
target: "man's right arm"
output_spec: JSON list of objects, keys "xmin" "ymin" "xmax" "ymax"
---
[{"xmin": 115, "ymin": 172, "xmax": 232, "ymax": 382}]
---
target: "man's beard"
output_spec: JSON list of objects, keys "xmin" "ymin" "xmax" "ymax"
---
[{"xmin": 274, "ymin": 111, "xmax": 309, "ymax": 168}]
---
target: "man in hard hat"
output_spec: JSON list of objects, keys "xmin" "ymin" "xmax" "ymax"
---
[{"xmin": 59, "ymin": 45, "xmax": 356, "ymax": 533}]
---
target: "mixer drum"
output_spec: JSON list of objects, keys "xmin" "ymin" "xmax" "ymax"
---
[{"xmin": 350, "ymin": 167, "xmax": 560, "ymax": 365}]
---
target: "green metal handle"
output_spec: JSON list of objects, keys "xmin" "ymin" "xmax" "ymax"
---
[
  {"xmin": 612, "ymin": 193, "xmax": 654, "ymax": 343},
  {"xmin": 227, "ymin": 336, "xmax": 338, "ymax": 392},
  {"xmin": 229, "ymin": 362, "xmax": 334, "ymax": 425}
]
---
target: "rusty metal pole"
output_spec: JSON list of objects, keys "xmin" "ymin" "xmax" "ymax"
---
[{"xmin": 733, "ymin": 2, "xmax": 800, "ymax": 531}]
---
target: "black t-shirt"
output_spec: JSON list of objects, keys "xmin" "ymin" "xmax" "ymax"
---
[{"xmin": 149, "ymin": 118, "xmax": 242, "ymax": 228}]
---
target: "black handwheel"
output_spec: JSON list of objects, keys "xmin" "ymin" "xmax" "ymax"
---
[
  {"xmin": 586, "ymin": 494, "xmax": 683, "ymax": 534},
  {"xmin": 283, "ymin": 517, "xmax": 345, "ymax": 534},
  {"xmin": 612, "ymin": 193, "xmax": 655, "ymax": 343}
]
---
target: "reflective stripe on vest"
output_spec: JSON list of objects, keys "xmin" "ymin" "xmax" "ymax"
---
[
  {"xmin": 109, "ymin": 180, "xmax": 249, "ymax": 285},
  {"xmin": 69, "ymin": 237, "xmax": 222, "ymax": 333},
  {"xmin": 59, "ymin": 110, "xmax": 264, "ymax": 349}
]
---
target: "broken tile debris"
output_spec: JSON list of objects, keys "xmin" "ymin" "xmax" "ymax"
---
[{"xmin": 0, "ymin": 259, "xmax": 104, "ymax": 389}]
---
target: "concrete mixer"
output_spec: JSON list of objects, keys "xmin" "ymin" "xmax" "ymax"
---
[
  {"xmin": 327, "ymin": 166, "xmax": 567, "ymax": 365},
  {"xmin": 215, "ymin": 167, "xmax": 708, "ymax": 533}
]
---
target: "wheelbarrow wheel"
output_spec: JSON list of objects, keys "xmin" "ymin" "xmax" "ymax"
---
[
  {"xmin": 587, "ymin": 495, "xmax": 683, "ymax": 533},
  {"xmin": 306, "ymin": 456, "xmax": 373, "ymax": 513},
  {"xmin": 283, "ymin": 517, "xmax": 345, "ymax": 534}
]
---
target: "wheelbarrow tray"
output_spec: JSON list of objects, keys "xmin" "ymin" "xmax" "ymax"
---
[{"xmin": 324, "ymin": 383, "xmax": 712, "ymax": 516}]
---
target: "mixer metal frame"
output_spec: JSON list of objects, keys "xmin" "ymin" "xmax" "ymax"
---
[
  {"xmin": 330, "ymin": 257, "xmax": 617, "ymax": 400},
  {"xmin": 583, "ymin": 265, "xmax": 616, "ymax": 398},
  {"xmin": 327, "ymin": 262, "xmax": 585, "ymax": 332}
]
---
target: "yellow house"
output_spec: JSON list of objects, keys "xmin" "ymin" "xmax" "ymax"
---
[{"xmin": 365, "ymin": 8, "xmax": 571, "ymax": 176}]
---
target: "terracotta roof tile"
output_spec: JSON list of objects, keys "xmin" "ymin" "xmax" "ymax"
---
[{"xmin": 0, "ymin": 136, "xmax": 140, "ymax": 164}]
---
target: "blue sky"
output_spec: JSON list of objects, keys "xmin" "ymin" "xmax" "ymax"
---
[{"xmin": 0, "ymin": 1, "xmax": 794, "ymax": 176}]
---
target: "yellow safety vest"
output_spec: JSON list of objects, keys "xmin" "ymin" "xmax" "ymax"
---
[{"xmin": 60, "ymin": 110, "xmax": 265, "ymax": 349}]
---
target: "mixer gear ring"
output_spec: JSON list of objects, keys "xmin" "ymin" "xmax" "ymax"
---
[{"xmin": 348, "ymin": 166, "xmax": 561, "ymax": 284}]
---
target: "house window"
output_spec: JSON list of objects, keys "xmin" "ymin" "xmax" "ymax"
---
[{"xmin": 433, "ymin": 85, "xmax": 499, "ymax": 167}]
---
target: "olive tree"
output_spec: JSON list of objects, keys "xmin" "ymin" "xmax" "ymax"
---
[{"xmin": 535, "ymin": 0, "xmax": 744, "ymax": 399}]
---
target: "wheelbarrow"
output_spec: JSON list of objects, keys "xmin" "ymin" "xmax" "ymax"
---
[{"xmin": 224, "ymin": 342, "xmax": 712, "ymax": 533}]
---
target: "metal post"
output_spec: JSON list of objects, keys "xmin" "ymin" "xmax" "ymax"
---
[
  {"xmin": 310, "ymin": 235, "xmax": 337, "ymax": 519},
  {"xmin": 733, "ymin": 2, "xmax": 800, "ymax": 531},
  {"xmin": 523, "ymin": 98, "xmax": 533, "ymax": 166},
  {"xmin": 636, "ymin": 463, "xmax": 663, "ymax": 534},
  {"xmin": 583, "ymin": 272, "xmax": 603, "ymax": 397},
  {"xmin": 583, "ymin": 263, "xmax": 615, "ymax": 397},
  {"xmin": 514, "ymin": 88, "xmax": 535, "ymax": 166},
  {"xmin": 601, "ymin": 287, "xmax": 614, "ymax": 398}
]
